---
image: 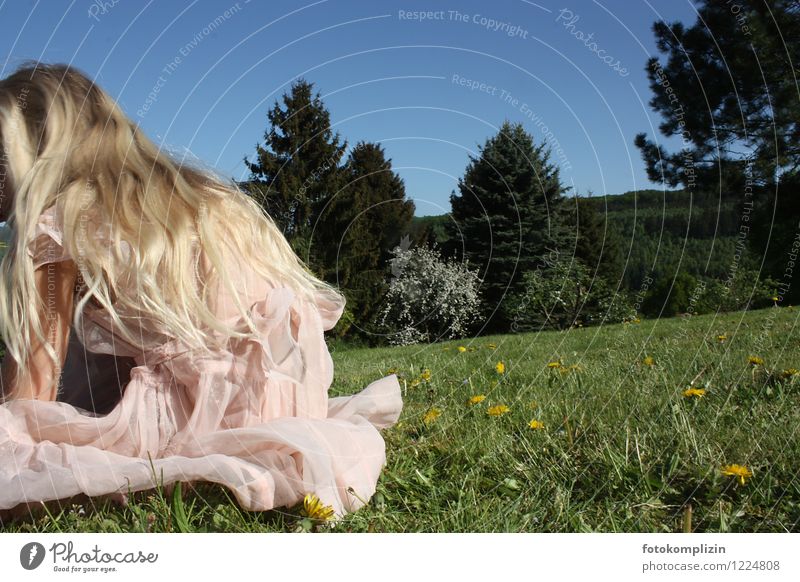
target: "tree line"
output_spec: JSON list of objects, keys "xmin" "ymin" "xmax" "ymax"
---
[{"xmin": 240, "ymin": 0, "xmax": 797, "ymax": 344}]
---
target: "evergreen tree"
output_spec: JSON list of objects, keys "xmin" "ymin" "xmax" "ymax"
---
[
  {"xmin": 568, "ymin": 191, "xmax": 624, "ymax": 285},
  {"xmin": 446, "ymin": 120, "xmax": 571, "ymax": 333},
  {"xmin": 242, "ymin": 78, "xmax": 347, "ymax": 269},
  {"xmin": 321, "ymin": 141, "xmax": 415, "ymax": 336},
  {"xmin": 635, "ymin": 0, "xmax": 800, "ymax": 301}
]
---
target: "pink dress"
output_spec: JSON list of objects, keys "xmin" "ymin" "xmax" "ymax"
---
[{"xmin": 0, "ymin": 204, "xmax": 403, "ymax": 520}]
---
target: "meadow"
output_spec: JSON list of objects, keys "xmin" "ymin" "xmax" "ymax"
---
[{"xmin": 2, "ymin": 305, "xmax": 798, "ymax": 533}]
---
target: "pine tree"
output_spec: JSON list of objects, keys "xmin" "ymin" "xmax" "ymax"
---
[
  {"xmin": 446, "ymin": 120, "xmax": 571, "ymax": 333},
  {"xmin": 242, "ymin": 78, "xmax": 347, "ymax": 269},
  {"xmin": 568, "ymin": 191, "xmax": 624, "ymax": 284},
  {"xmin": 322, "ymin": 142, "xmax": 415, "ymax": 335}
]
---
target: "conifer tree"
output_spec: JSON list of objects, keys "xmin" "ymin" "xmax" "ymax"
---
[
  {"xmin": 447, "ymin": 120, "xmax": 571, "ymax": 333},
  {"xmin": 322, "ymin": 141, "xmax": 415, "ymax": 334},
  {"xmin": 242, "ymin": 78, "xmax": 347, "ymax": 268}
]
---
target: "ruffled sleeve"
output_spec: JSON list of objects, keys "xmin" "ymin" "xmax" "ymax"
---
[
  {"xmin": 26, "ymin": 205, "xmax": 71, "ymax": 270},
  {"xmin": 314, "ymin": 288, "xmax": 346, "ymax": 332}
]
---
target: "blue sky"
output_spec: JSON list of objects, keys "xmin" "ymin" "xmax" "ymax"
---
[{"xmin": 1, "ymin": 0, "xmax": 699, "ymax": 216}]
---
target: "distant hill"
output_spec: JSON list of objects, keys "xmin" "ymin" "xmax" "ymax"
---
[{"xmin": 408, "ymin": 188, "xmax": 753, "ymax": 291}]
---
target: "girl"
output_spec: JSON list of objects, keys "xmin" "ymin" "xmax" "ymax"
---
[{"xmin": 0, "ymin": 62, "xmax": 402, "ymax": 522}]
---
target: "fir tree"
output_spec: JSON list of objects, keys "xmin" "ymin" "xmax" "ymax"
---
[
  {"xmin": 242, "ymin": 78, "xmax": 347, "ymax": 268},
  {"xmin": 446, "ymin": 120, "xmax": 571, "ymax": 333},
  {"xmin": 323, "ymin": 141, "xmax": 415, "ymax": 335}
]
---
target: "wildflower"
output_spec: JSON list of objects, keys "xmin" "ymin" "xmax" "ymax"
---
[
  {"xmin": 547, "ymin": 361, "xmax": 562, "ymax": 369},
  {"xmin": 682, "ymin": 387, "xmax": 706, "ymax": 398},
  {"xmin": 716, "ymin": 334, "xmax": 727, "ymax": 343},
  {"xmin": 780, "ymin": 368, "xmax": 799, "ymax": 380},
  {"xmin": 721, "ymin": 464, "xmax": 753, "ymax": 486},
  {"xmin": 528, "ymin": 419, "xmax": 545, "ymax": 430},
  {"xmin": 632, "ymin": 317, "xmax": 641, "ymax": 324},
  {"xmin": 487, "ymin": 404, "xmax": 510, "ymax": 416},
  {"xmin": 487, "ymin": 343, "xmax": 497, "ymax": 349},
  {"xmin": 302, "ymin": 493, "xmax": 336, "ymax": 521},
  {"xmin": 748, "ymin": 356, "xmax": 765, "ymax": 367},
  {"xmin": 771, "ymin": 296, "xmax": 779, "ymax": 303},
  {"xmin": 419, "ymin": 369, "xmax": 431, "ymax": 381},
  {"xmin": 468, "ymin": 394, "xmax": 486, "ymax": 405},
  {"xmin": 643, "ymin": 356, "xmax": 655, "ymax": 367},
  {"xmin": 423, "ymin": 407, "xmax": 442, "ymax": 424},
  {"xmin": 457, "ymin": 346, "xmax": 467, "ymax": 353},
  {"xmin": 386, "ymin": 367, "xmax": 399, "ymax": 376},
  {"xmin": 495, "ymin": 361, "xmax": 505, "ymax": 374}
]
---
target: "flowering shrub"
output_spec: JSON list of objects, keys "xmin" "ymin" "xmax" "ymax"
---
[{"xmin": 377, "ymin": 244, "xmax": 482, "ymax": 346}]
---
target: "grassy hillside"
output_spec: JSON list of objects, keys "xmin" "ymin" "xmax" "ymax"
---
[{"xmin": 3, "ymin": 305, "xmax": 798, "ymax": 532}]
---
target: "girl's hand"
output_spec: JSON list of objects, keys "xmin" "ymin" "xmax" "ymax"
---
[{"xmin": 1, "ymin": 259, "xmax": 77, "ymax": 401}]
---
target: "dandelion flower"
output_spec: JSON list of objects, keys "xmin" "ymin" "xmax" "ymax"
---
[
  {"xmin": 487, "ymin": 343, "xmax": 497, "ymax": 349},
  {"xmin": 721, "ymin": 464, "xmax": 753, "ymax": 485},
  {"xmin": 420, "ymin": 369, "xmax": 431, "ymax": 381},
  {"xmin": 528, "ymin": 419, "xmax": 545, "ymax": 430},
  {"xmin": 386, "ymin": 367, "xmax": 399, "ymax": 375},
  {"xmin": 643, "ymin": 356, "xmax": 655, "ymax": 367},
  {"xmin": 457, "ymin": 346, "xmax": 467, "ymax": 353},
  {"xmin": 748, "ymin": 356, "xmax": 765, "ymax": 366},
  {"xmin": 682, "ymin": 387, "xmax": 706, "ymax": 398},
  {"xmin": 487, "ymin": 404, "xmax": 510, "ymax": 416},
  {"xmin": 547, "ymin": 361, "xmax": 562, "ymax": 369},
  {"xmin": 302, "ymin": 494, "xmax": 336, "ymax": 521},
  {"xmin": 771, "ymin": 296, "xmax": 779, "ymax": 302},
  {"xmin": 468, "ymin": 394, "xmax": 486, "ymax": 405},
  {"xmin": 780, "ymin": 368, "xmax": 799, "ymax": 379},
  {"xmin": 632, "ymin": 317, "xmax": 641, "ymax": 324},
  {"xmin": 423, "ymin": 407, "xmax": 442, "ymax": 424},
  {"xmin": 495, "ymin": 361, "xmax": 505, "ymax": 374},
  {"xmin": 716, "ymin": 334, "xmax": 727, "ymax": 343}
]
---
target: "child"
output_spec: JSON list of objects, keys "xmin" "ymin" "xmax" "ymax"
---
[{"xmin": 0, "ymin": 62, "xmax": 402, "ymax": 522}]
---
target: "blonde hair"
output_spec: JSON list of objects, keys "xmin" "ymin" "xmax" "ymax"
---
[{"xmin": 0, "ymin": 62, "xmax": 345, "ymax": 401}]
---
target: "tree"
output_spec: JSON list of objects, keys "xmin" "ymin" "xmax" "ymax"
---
[
  {"xmin": 635, "ymin": 1, "xmax": 800, "ymax": 302},
  {"xmin": 566, "ymin": 191, "xmax": 625, "ymax": 286},
  {"xmin": 446, "ymin": 120, "xmax": 572, "ymax": 333},
  {"xmin": 635, "ymin": 0, "xmax": 800, "ymax": 186},
  {"xmin": 377, "ymin": 243, "xmax": 482, "ymax": 346},
  {"xmin": 319, "ymin": 141, "xmax": 415, "ymax": 335},
  {"xmin": 242, "ymin": 78, "xmax": 347, "ymax": 268}
]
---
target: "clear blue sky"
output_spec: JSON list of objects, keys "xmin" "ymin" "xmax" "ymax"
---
[{"xmin": 1, "ymin": 0, "xmax": 699, "ymax": 216}]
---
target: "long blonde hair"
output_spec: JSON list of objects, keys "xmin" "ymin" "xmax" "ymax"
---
[{"xmin": 0, "ymin": 62, "xmax": 345, "ymax": 400}]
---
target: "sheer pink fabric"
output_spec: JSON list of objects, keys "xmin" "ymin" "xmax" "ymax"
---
[{"xmin": 0, "ymin": 205, "xmax": 403, "ymax": 520}]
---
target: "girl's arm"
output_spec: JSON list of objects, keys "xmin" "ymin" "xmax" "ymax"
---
[{"xmin": 0, "ymin": 259, "xmax": 78, "ymax": 401}]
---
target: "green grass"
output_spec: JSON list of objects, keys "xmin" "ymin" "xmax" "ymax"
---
[{"xmin": 2, "ymin": 306, "xmax": 799, "ymax": 532}]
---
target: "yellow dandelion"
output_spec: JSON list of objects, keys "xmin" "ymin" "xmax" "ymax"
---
[
  {"xmin": 409, "ymin": 378, "xmax": 420, "ymax": 387},
  {"xmin": 547, "ymin": 361, "xmax": 562, "ymax": 369},
  {"xmin": 682, "ymin": 387, "xmax": 706, "ymax": 398},
  {"xmin": 302, "ymin": 493, "xmax": 336, "ymax": 521},
  {"xmin": 487, "ymin": 343, "xmax": 497, "ymax": 349},
  {"xmin": 748, "ymin": 356, "xmax": 765, "ymax": 367},
  {"xmin": 632, "ymin": 317, "xmax": 641, "ymax": 324},
  {"xmin": 468, "ymin": 394, "xmax": 486, "ymax": 405},
  {"xmin": 423, "ymin": 407, "xmax": 442, "ymax": 424},
  {"xmin": 528, "ymin": 419, "xmax": 545, "ymax": 430},
  {"xmin": 771, "ymin": 296, "xmax": 779, "ymax": 302},
  {"xmin": 495, "ymin": 361, "xmax": 505, "ymax": 374},
  {"xmin": 386, "ymin": 367, "xmax": 399, "ymax": 375},
  {"xmin": 721, "ymin": 464, "xmax": 752, "ymax": 485},
  {"xmin": 779, "ymin": 368, "xmax": 799, "ymax": 380},
  {"xmin": 643, "ymin": 356, "xmax": 655, "ymax": 367},
  {"xmin": 487, "ymin": 404, "xmax": 510, "ymax": 416},
  {"xmin": 457, "ymin": 346, "xmax": 467, "ymax": 353},
  {"xmin": 716, "ymin": 334, "xmax": 727, "ymax": 343},
  {"xmin": 420, "ymin": 369, "xmax": 431, "ymax": 381}
]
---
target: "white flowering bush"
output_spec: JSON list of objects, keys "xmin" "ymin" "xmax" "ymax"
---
[{"xmin": 377, "ymin": 243, "xmax": 482, "ymax": 346}]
